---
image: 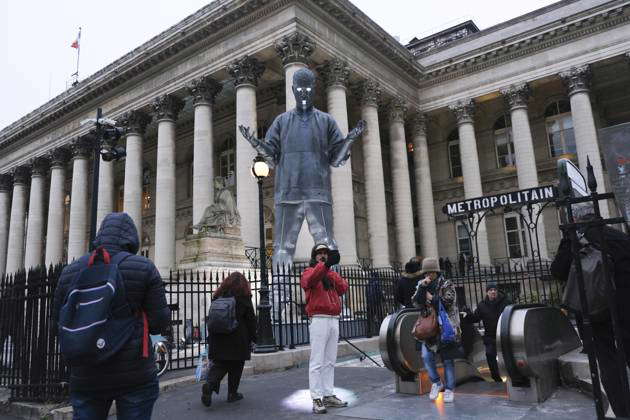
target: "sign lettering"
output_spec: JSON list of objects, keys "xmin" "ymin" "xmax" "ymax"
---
[{"xmin": 442, "ymin": 185, "xmax": 557, "ymax": 216}]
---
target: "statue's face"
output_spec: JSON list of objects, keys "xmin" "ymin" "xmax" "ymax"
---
[{"xmin": 292, "ymin": 80, "xmax": 314, "ymax": 111}]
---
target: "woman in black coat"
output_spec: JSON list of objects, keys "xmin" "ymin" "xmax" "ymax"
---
[{"xmin": 202, "ymin": 272, "xmax": 257, "ymax": 407}]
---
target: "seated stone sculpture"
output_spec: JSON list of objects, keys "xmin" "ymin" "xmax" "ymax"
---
[{"xmin": 193, "ymin": 177, "xmax": 241, "ymax": 234}]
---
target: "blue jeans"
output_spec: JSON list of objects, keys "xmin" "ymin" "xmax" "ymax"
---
[
  {"xmin": 422, "ymin": 343, "xmax": 455, "ymax": 390},
  {"xmin": 70, "ymin": 379, "xmax": 159, "ymax": 420}
]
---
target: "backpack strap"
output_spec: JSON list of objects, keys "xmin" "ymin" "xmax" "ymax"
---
[{"xmin": 141, "ymin": 311, "xmax": 149, "ymax": 359}]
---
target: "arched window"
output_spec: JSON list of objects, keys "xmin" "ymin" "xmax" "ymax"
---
[
  {"xmin": 494, "ymin": 115, "xmax": 515, "ymax": 168},
  {"xmin": 447, "ymin": 129, "xmax": 462, "ymax": 178},
  {"xmin": 545, "ymin": 100, "xmax": 575, "ymax": 157}
]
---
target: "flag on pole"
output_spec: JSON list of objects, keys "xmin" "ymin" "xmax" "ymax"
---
[{"xmin": 71, "ymin": 28, "xmax": 81, "ymax": 49}]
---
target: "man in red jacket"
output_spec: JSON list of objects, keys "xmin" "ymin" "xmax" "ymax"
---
[{"xmin": 301, "ymin": 244, "xmax": 349, "ymax": 414}]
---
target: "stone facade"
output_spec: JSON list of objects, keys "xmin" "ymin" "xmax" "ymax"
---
[{"xmin": 0, "ymin": 0, "xmax": 629, "ymax": 275}]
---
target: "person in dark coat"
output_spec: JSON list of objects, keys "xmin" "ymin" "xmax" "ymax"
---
[
  {"xmin": 444, "ymin": 257, "xmax": 453, "ymax": 279},
  {"xmin": 202, "ymin": 272, "xmax": 257, "ymax": 407},
  {"xmin": 550, "ymin": 214, "xmax": 630, "ymax": 418},
  {"xmin": 366, "ymin": 271, "xmax": 385, "ymax": 336},
  {"xmin": 53, "ymin": 212, "xmax": 170, "ymax": 420},
  {"xmin": 395, "ymin": 257, "xmax": 422, "ymax": 309},
  {"xmin": 463, "ymin": 283, "xmax": 511, "ymax": 382},
  {"xmin": 458, "ymin": 253, "xmax": 466, "ymax": 276}
]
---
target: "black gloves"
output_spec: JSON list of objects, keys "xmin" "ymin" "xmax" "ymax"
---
[{"xmin": 325, "ymin": 250, "xmax": 341, "ymax": 267}]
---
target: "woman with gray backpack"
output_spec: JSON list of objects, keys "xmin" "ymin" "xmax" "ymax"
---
[{"xmin": 202, "ymin": 272, "xmax": 257, "ymax": 407}]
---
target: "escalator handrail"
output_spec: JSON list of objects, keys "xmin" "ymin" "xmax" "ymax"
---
[
  {"xmin": 386, "ymin": 308, "xmax": 421, "ymax": 379},
  {"xmin": 499, "ymin": 303, "xmax": 546, "ymax": 385}
]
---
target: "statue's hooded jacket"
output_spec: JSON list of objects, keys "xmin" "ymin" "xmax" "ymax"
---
[{"xmin": 262, "ymin": 108, "xmax": 347, "ymax": 204}]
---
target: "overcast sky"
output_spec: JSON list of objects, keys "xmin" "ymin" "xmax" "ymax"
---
[{"xmin": 0, "ymin": 0, "xmax": 558, "ymax": 130}]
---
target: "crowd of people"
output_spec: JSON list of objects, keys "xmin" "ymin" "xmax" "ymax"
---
[{"xmin": 49, "ymin": 208, "xmax": 630, "ymax": 418}]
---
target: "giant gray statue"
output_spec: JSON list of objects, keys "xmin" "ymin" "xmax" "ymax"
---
[{"xmin": 239, "ymin": 68, "xmax": 365, "ymax": 266}]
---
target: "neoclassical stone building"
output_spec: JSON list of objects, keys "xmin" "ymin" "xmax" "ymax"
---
[{"xmin": 0, "ymin": 0, "xmax": 629, "ymax": 276}]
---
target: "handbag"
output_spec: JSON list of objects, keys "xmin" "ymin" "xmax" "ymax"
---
[{"xmin": 411, "ymin": 305, "xmax": 439, "ymax": 341}]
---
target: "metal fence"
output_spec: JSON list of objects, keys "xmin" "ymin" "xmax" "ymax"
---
[{"xmin": 0, "ymin": 264, "xmax": 68, "ymax": 402}]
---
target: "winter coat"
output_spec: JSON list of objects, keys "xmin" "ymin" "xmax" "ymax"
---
[
  {"xmin": 208, "ymin": 295, "xmax": 257, "ymax": 361},
  {"xmin": 395, "ymin": 273, "xmax": 422, "ymax": 309},
  {"xmin": 52, "ymin": 212, "xmax": 170, "ymax": 392},
  {"xmin": 300, "ymin": 262, "xmax": 348, "ymax": 317},
  {"xmin": 467, "ymin": 294, "xmax": 511, "ymax": 344},
  {"xmin": 412, "ymin": 274, "xmax": 461, "ymax": 356}
]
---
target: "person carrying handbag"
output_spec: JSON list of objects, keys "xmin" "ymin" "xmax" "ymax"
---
[{"xmin": 411, "ymin": 257, "xmax": 462, "ymax": 403}]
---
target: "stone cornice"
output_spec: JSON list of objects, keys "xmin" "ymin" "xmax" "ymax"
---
[
  {"xmin": 421, "ymin": 3, "xmax": 629, "ymax": 87},
  {"xmin": 500, "ymin": 83, "xmax": 531, "ymax": 110}
]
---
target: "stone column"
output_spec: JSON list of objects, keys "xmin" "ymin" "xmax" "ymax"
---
[
  {"xmin": 0, "ymin": 174, "xmax": 12, "ymax": 278},
  {"xmin": 449, "ymin": 100, "xmax": 491, "ymax": 265},
  {"xmin": 500, "ymin": 83, "xmax": 549, "ymax": 259},
  {"xmin": 24, "ymin": 157, "xmax": 49, "ymax": 269},
  {"xmin": 275, "ymin": 33, "xmax": 316, "ymax": 261},
  {"xmin": 354, "ymin": 80, "xmax": 390, "ymax": 267},
  {"xmin": 5, "ymin": 167, "xmax": 30, "ymax": 275},
  {"xmin": 320, "ymin": 58, "xmax": 358, "ymax": 265},
  {"xmin": 96, "ymin": 141, "xmax": 115, "ymax": 229},
  {"xmin": 119, "ymin": 110, "xmax": 151, "ymax": 235},
  {"xmin": 387, "ymin": 98, "xmax": 416, "ymax": 263},
  {"xmin": 409, "ymin": 113, "xmax": 439, "ymax": 258},
  {"xmin": 67, "ymin": 137, "xmax": 92, "ymax": 263},
  {"xmin": 45, "ymin": 147, "xmax": 71, "ymax": 267},
  {"xmin": 560, "ymin": 65, "xmax": 610, "ymax": 218},
  {"xmin": 151, "ymin": 94, "xmax": 184, "ymax": 274},
  {"xmin": 187, "ymin": 76, "xmax": 222, "ymax": 231},
  {"xmin": 228, "ymin": 55, "xmax": 265, "ymax": 249}
]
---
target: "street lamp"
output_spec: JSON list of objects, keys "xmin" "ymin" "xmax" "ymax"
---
[
  {"xmin": 251, "ymin": 155, "xmax": 277, "ymax": 353},
  {"xmin": 82, "ymin": 108, "xmax": 126, "ymax": 249}
]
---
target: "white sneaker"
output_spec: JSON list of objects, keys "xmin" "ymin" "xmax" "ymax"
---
[
  {"xmin": 443, "ymin": 389, "xmax": 454, "ymax": 403},
  {"xmin": 429, "ymin": 382, "xmax": 444, "ymax": 400}
]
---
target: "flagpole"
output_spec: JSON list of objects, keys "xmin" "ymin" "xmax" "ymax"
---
[{"xmin": 75, "ymin": 27, "xmax": 81, "ymax": 82}]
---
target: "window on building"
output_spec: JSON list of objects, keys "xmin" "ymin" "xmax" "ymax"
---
[
  {"xmin": 456, "ymin": 222, "xmax": 472, "ymax": 257},
  {"xmin": 142, "ymin": 166, "xmax": 152, "ymax": 211},
  {"xmin": 504, "ymin": 213, "xmax": 528, "ymax": 258},
  {"xmin": 494, "ymin": 115, "xmax": 515, "ymax": 168},
  {"xmin": 219, "ymin": 137, "xmax": 236, "ymax": 187},
  {"xmin": 545, "ymin": 100, "xmax": 575, "ymax": 158},
  {"xmin": 448, "ymin": 130, "xmax": 462, "ymax": 178}
]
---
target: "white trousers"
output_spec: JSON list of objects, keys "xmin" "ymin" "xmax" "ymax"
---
[{"xmin": 308, "ymin": 315, "xmax": 339, "ymax": 399}]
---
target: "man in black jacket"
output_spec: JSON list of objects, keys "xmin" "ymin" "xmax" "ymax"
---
[
  {"xmin": 53, "ymin": 212, "xmax": 169, "ymax": 420},
  {"xmin": 395, "ymin": 258, "xmax": 422, "ymax": 309},
  {"xmin": 550, "ymin": 215, "xmax": 630, "ymax": 418},
  {"xmin": 463, "ymin": 283, "xmax": 511, "ymax": 382}
]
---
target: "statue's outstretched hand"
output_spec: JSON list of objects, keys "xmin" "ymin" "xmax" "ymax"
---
[
  {"xmin": 239, "ymin": 125, "xmax": 259, "ymax": 147},
  {"xmin": 347, "ymin": 119, "xmax": 366, "ymax": 141}
]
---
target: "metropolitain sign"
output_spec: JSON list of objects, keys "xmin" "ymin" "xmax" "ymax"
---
[{"xmin": 442, "ymin": 185, "xmax": 557, "ymax": 216}]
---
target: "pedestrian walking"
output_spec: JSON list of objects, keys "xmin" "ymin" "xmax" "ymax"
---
[
  {"xmin": 412, "ymin": 257, "xmax": 461, "ymax": 403},
  {"xmin": 301, "ymin": 244, "xmax": 349, "ymax": 414},
  {"xmin": 551, "ymin": 213, "xmax": 630, "ymax": 418},
  {"xmin": 53, "ymin": 213, "xmax": 170, "ymax": 420},
  {"xmin": 395, "ymin": 257, "xmax": 423, "ymax": 309},
  {"xmin": 202, "ymin": 272, "xmax": 257, "ymax": 407},
  {"xmin": 462, "ymin": 283, "xmax": 511, "ymax": 382}
]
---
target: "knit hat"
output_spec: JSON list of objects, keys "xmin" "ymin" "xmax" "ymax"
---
[
  {"xmin": 420, "ymin": 257, "xmax": 441, "ymax": 275},
  {"xmin": 486, "ymin": 283, "xmax": 498, "ymax": 292}
]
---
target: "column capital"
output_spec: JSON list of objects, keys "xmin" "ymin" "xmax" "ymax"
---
[
  {"xmin": 119, "ymin": 109, "xmax": 151, "ymax": 136},
  {"xmin": 151, "ymin": 94, "xmax": 184, "ymax": 122},
  {"xmin": 48, "ymin": 146, "xmax": 71, "ymax": 168},
  {"xmin": 449, "ymin": 99, "xmax": 476, "ymax": 125},
  {"xmin": 71, "ymin": 136, "xmax": 93, "ymax": 159},
  {"xmin": 386, "ymin": 97, "xmax": 407, "ymax": 124},
  {"xmin": 559, "ymin": 65, "xmax": 592, "ymax": 96},
  {"xmin": 353, "ymin": 79, "xmax": 381, "ymax": 107},
  {"xmin": 11, "ymin": 166, "xmax": 30, "ymax": 185},
  {"xmin": 227, "ymin": 55, "xmax": 266, "ymax": 88},
  {"xmin": 409, "ymin": 112, "xmax": 428, "ymax": 137},
  {"xmin": 274, "ymin": 32, "xmax": 315, "ymax": 66},
  {"xmin": 319, "ymin": 58, "xmax": 351, "ymax": 89},
  {"xmin": 30, "ymin": 156, "xmax": 50, "ymax": 177},
  {"xmin": 500, "ymin": 83, "xmax": 531, "ymax": 110},
  {"xmin": 0, "ymin": 173, "xmax": 12, "ymax": 191},
  {"xmin": 187, "ymin": 75, "xmax": 223, "ymax": 106}
]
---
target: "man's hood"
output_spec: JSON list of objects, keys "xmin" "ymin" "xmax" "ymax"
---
[{"xmin": 93, "ymin": 212, "xmax": 140, "ymax": 254}]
